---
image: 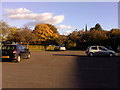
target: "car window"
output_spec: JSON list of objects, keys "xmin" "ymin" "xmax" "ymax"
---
[
  {"xmin": 21, "ymin": 45, "xmax": 26, "ymax": 50},
  {"xmin": 2, "ymin": 45, "xmax": 16, "ymax": 50},
  {"xmin": 18, "ymin": 45, "xmax": 26, "ymax": 50},
  {"xmin": 91, "ymin": 47, "xmax": 97, "ymax": 50},
  {"xmin": 18, "ymin": 45, "xmax": 22, "ymax": 50},
  {"xmin": 99, "ymin": 47, "xmax": 107, "ymax": 51}
]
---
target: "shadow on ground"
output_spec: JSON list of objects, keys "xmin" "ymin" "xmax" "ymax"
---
[
  {"xmin": 53, "ymin": 54, "xmax": 120, "ymax": 88},
  {"xmin": 1, "ymin": 59, "xmax": 17, "ymax": 63}
]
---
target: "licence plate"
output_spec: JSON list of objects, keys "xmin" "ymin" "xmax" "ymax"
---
[{"xmin": 2, "ymin": 56, "xmax": 10, "ymax": 58}]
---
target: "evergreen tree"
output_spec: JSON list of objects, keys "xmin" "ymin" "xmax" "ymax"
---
[
  {"xmin": 95, "ymin": 23, "xmax": 102, "ymax": 31},
  {"xmin": 85, "ymin": 24, "xmax": 88, "ymax": 32}
]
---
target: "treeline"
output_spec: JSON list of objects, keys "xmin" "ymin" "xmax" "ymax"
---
[
  {"xmin": 67, "ymin": 29, "xmax": 120, "ymax": 51},
  {"xmin": 1, "ymin": 21, "xmax": 120, "ymax": 50}
]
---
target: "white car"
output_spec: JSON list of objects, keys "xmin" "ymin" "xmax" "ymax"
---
[
  {"xmin": 86, "ymin": 46, "xmax": 116, "ymax": 57},
  {"xmin": 54, "ymin": 45, "xmax": 66, "ymax": 51}
]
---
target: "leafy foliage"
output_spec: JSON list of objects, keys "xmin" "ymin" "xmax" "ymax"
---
[
  {"xmin": 2, "ymin": 21, "xmax": 120, "ymax": 50},
  {"xmin": 90, "ymin": 23, "xmax": 103, "ymax": 31},
  {"xmin": 109, "ymin": 29, "xmax": 120, "ymax": 37},
  {"xmin": 33, "ymin": 24, "xmax": 59, "ymax": 42},
  {"xmin": 0, "ymin": 21, "xmax": 9, "ymax": 40},
  {"xmin": 53, "ymin": 35, "xmax": 67, "ymax": 45},
  {"xmin": 46, "ymin": 24, "xmax": 59, "ymax": 34},
  {"xmin": 7, "ymin": 27, "xmax": 37, "ymax": 44},
  {"xmin": 95, "ymin": 23, "xmax": 103, "ymax": 31},
  {"xmin": 89, "ymin": 30, "xmax": 108, "ymax": 41}
]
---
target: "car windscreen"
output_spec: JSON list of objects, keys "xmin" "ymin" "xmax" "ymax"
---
[{"xmin": 2, "ymin": 45, "xmax": 16, "ymax": 50}]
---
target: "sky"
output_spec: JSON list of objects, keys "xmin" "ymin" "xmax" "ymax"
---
[{"xmin": 1, "ymin": 2, "xmax": 118, "ymax": 35}]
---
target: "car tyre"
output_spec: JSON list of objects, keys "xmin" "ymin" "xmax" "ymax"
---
[
  {"xmin": 109, "ymin": 53, "xmax": 114, "ymax": 57},
  {"xmin": 27, "ymin": 53, "xmax": 31, "ymax": 59},
  {"xmin": 89, "ymin": 52, "xmax": 94, "ymax": 57},
  {"xmin": 16, "ymin": 55, "xmax": 21, "ymax": 62}
]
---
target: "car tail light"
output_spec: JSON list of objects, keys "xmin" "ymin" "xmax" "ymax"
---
[{"xmin": 13, "ymin": 50, "xmax": 18, "ymax": 53}]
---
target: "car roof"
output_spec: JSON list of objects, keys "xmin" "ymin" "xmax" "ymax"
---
[
  {"xmin": 90, "ymin": 46, "xmax": 106, "ymax": 48},
  {"xmin": 90, "ymin": 45, "xmax": 104, "ymax": 47}
]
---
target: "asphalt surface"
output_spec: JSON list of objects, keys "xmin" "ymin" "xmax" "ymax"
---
[{"xmin": 2, "ymin": 51, "xmax": 120, "ymax": 88}]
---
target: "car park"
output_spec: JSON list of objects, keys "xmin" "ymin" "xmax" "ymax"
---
[
  {"xmin": 54, "ymin": 44, "xmax": 66, "ymax": 51},
  {"xmin": 2, "ymin": 44, "xmax": 31, "ymax": 62},
  {"xmin": 86, "ymin": 46, "xmax": 116, "ymax": 57}
]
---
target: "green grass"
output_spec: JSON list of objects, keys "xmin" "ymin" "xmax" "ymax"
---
[
  {"xmin": 25, "ymin": 45, "xmax": 56, "ymax": 51},
  {"xmin": 46, "ymin": 46, "xmax": 56, "ymax": 50}
]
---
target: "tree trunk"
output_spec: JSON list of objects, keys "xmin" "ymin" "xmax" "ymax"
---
[{"xmin": 27, "ymin": 42, "xmax": 29, "ymax": 49}]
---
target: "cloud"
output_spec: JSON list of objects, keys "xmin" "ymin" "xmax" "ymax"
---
[
  {"xmin": 23, "ymin": 14, "xmax": 64, "ymax": 27},
  {"xmin": 48, "ymin": 15, "xmax": 64, "ymax": 25},
  {"xmin": 57, "ymin": 25, "xmax": 73, "ymax": 29},
  {"xmin": 6, "ymin": 13, "xmax": 54, "ymax": 20},
  {"xmin": 63, "ymin": 30, "xmax": 73, "ymax": 35},
  {"xmin": 5, "ymin": 8, "xmax": 31, "ymax": 14},
  {"xmin": 4, "ymin": 8, "xmax": 65, "ymax": 26}
]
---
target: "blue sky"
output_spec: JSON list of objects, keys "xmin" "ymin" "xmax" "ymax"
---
[{"xmin": 2, "ymin": 2, "xmax": 118, "ymax": 34}]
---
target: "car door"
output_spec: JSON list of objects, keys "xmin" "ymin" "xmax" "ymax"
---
[
  {"xmin": 91, "ymin": 46, "xmax": 99, "ymax": 55},
  {"xmin": 18, "ymin": 45, "xmax": 28, "ymax": 58},
  {"xmin": 98, "ymin": 46, "xmax": 108, "ymax": 56}
]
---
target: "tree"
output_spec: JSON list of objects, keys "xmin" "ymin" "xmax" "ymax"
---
[
  {"xmin": 33, "ymin": 24, "xmax": 59, "ymax": 42},
  {"xmin": 109, "ymin": 29, "xmax": 120, "ymax": 49},
  {"xmin": 46, "ymin": 24, "xmax": 59, "ymax": 34},
  {"xmin": 109, "ymin": 29, "xmax": 120, "ymax": 37},
  {"xmin": 85, "ymin": 24, "xmax": 88, "ymax": 32},
  {"xmin": 0, "ymin": 21, "xmax": 9, "ymax": 40},
  {"xmin": 9, "ymin": 30, "xmax": 22, "ymax": 43},
  {"xmin": 90, "ymin": 27, "xmax": 96, "ymax": 31},
  {"xmin": 33, "ymin": 24, "xmax": 59, "ymax": 49},
  {"xmin": 95, "ymin": 23, "xmax": 103, "ymax": 31},
  {"xmin": 90, "ymin": 23, "xmax": 103, "ymax": 31},
  {"xmin": 54, "ymin": 35, "xmax": 67, "ymax": 45},
  {"xmin": 90, "ymin": 30, "xmax": 108, "ymax": 41},
  {"xmin": 20, "ymin": 27, "xmax": 36, "ymax": 46},
  {"xmin": 7, "ymin": 27, "xmax": 37, "ymax": 46},
  {"xmin": 7, "ymin": 27, "xmax": 19, "ymax": 42},
  {"xmin": 68, "ymin": 31, "xmax": 79, "ymax": 43},
  {"xmin": 67, "ymin": 30, "xmax": 86, "ymax": 49}
]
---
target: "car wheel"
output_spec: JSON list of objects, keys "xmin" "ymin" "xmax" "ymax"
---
[
  {"xmin": 27, "ymin": 53, "xmax": 31, "ymax": 59},
  {"xmin": 16, "ymin": 55, "xmax": 21, "ymax": 62},
  {"xmin": 109, "ymin": 53, "xmax": 114, "ymax": 57},
  {"xmin": 89, "ymin": 52, "xmax": 94, "ymax": 56}
]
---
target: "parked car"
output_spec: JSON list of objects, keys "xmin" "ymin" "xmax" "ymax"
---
[
  {"xmin": 86, "ymin": 46, "xmax": 116, "ymax": 57},
  {"xmin": 54, "ymin": 44, "xmax": 66, "ymax": 51},
  {"xmin": 2, "ymin": 44, "xmax": 31, "ymax": 62},
  {"xmin": 49, "ymin": 44, "xmax": 56, "ymax": 46},
  {"xmin": 117, "ymin": 45, "xmax": 120, "ymax": 53}
]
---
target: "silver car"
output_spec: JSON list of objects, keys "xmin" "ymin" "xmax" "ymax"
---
[{"xmin": 86, "ymin": 46, "xmax": 116, "ymax": 57}]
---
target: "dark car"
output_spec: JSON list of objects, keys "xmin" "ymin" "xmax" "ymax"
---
[{"xmin": 2, "ymin": 44, "xmax": 31, "ymax": 62}]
